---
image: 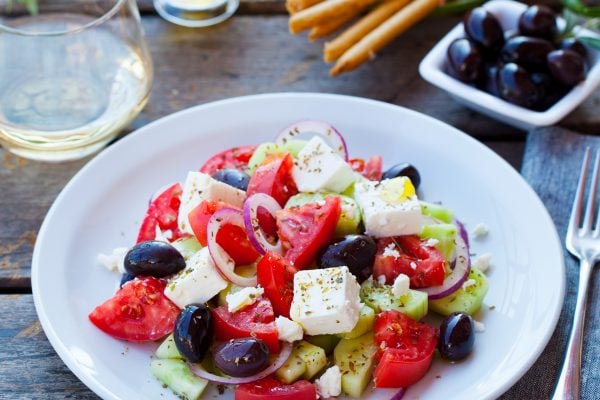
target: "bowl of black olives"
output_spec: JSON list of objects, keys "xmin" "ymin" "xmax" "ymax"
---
[{"xmin": 419, "ymin": 0, "xmax": 600, "ymax": 129}]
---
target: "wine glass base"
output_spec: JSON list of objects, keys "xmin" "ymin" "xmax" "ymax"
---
[{"xmin": 154, "ymin": 0, "xmax": 240, "ymax": 28}]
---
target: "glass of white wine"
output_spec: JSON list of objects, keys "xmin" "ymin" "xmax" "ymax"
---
[{"xmin": 0, "ymin": 0, "xmax": 153, "ymax": 161}]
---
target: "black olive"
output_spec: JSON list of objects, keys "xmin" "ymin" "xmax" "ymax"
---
[
  {"xmin": 559, "ymin": 38, "xmax": 587, "ymax": 59},
  {"xmin": 497, "ymin": 63, "xmax": 541, "ymax": 108},
  {"xmin": 463, "ymin": 7, "xmax": 505, "ymax": 53},
  {"xmin": 173, "ymin": 304, "xmax": 214, "ymax": 363},
  {"xmin": 211, "ymin": 168, "xmax": 251, "ymax": 191},
  {"xmin": 119, "ymin": 272, "xmax": 136, "ymax": 288},
  {"xmin": 501, "ymin": 36, "xmax": 555, "ymax": 71},
  {"xmin": 318, "ymin": 235, "xmax": 377, "ymax": 283},
  {"xmin": 212, "ymin": 338, "xmax": 270, "ymax": 377},
  {"xmin": 382, "ymin": 163, "xmax": 421, "ymax": 189},
  {"xmin": 446, "ymin": 38, "xmax": 485, "ymax": 83},
  {"xmin": 547, "ymin": 49, "xmax": 587, "ymax": 87},
  {"xmin": 124, "ymin": 240, "xmax": 186, "ymax": 278},
  {"xmin": 518, "ymin": 5, "xmax": 558, "ymax": 40},
  {"xmin": 438, "ymin": 312, "xmax": 475, "ymax": 361},
  {"xmin": 478, "ymin": 63, "xmax": 501, "ymax": 97}
]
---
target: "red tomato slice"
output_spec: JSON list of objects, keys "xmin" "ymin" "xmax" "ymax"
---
[
  {"xmin": 373, "ymin": 236, "xmax": 446, "ymax": 287},
  {"xmin": 188, "ymin": 200, "xmax": 259, "ymax": 266},
  {"xmin": 137, "ymin": 183, "xmax": 187, "ymax": 243},
  {"xmin": 276, "ymin": 196, "xmax": 341, "ymax": 269},
  {"xmin": 257, "ymin": 252, "xmax": 297, "ymax": 318},
  {"xmin": 88, "ymin": 277, "xmax": 180, "ymax": 342},
  {"xmin": 373, "ymin": 310, "xmax": 438, "ymax": 388},
  {"xmin": 349, "ymin": 155, "xmax": 383, "ymax": 181},
  {"xmin": 247, "ymin": 153, "xmax": 298, "ymax": 207},
  {"xmin": 235, "ymin": 377, "xmax": 317, "ymax": 400},
  {"xmin": 199, "ymin": 145, "xmax": 257, "ymax": 175},
  {"xmin": 212, "ymin": 297, "xmax": 280, "ymax": 354}
]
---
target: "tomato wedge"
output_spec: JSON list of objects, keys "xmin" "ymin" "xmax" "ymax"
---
[
  {"xmin": 235, "ymin": 377, "xmax": 317, "ymax": 400},
  {"xmin": 276, "ymin": 196, "xmax": 341, "ymax": 269},
  {"xmin": 247, "ymin": 153, "xmax": 298, "ymax": 207},
  {"xmin": 88, "ymin": 277, "xmax": 180, "ymax": 342},
  {"xmin": 257, "ymin": 252, "xmax": 297, "ymax": 318},
  {"xmin": 137, "ymin": 183, "xmax": 187, "ymax": 243},
  {"xmin": 200, "ymin": 145, "xmax": 257, "ymax": 175},
  {"xmin": 373, "ymin": 310, "xmax": 438, "ymax": 388},
  {"xmin": 349, "ymin": 155, "xmax": 383, "ymax": 181},
  {"xmin": 373, "ymin": 236, "xmax": 446, "ymax": 287},
  {"xmin": 212, "ymin": 297, "xmax": 280, "ymax": 354},
  {"xmin": 188, "ymin": 200, "xmax": 259, "ymax": 266}
]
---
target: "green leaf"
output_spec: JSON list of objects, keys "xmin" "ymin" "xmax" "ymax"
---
[
  {"xmin": 19, "ymin": 0, "xmax": 38, "ymax": 15},
  {"xmin": 577, "ymin": 35, "xmax": 600, "ymax": 50}
]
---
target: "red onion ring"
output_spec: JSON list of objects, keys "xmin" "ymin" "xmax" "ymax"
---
[
  {"xmin": 188, "ymin": 342, "xmax": 292, "ymax": 385},
  {"xmin": 207, "ymin": 208, "xmax": 257, "ymax": 287},
  {"xmin": 454, "ymin": 219, "xmax": 469, "ymax": 248},
  {"xmin": 243, "ymin": 193, "xmax": 283, "ymax": 255},
  {"xmin": 275, "ymin": 120, "xmax": 349, "ymax": 161},
  {"xmin": 391, "ymin": 388, "xmax": 406, "ymax": 400}
]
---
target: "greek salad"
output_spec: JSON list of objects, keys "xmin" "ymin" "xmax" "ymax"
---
[{"xmin": 89, "ymin": 120, "xmax": 491, "ymax": 400}]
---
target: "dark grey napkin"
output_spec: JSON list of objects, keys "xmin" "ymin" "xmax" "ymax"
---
[{"xmin": 498, "ymin": 127, "xmax": 600, "ymax": 400}]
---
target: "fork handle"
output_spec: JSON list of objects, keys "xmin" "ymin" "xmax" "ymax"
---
[{"xmin": 551, "ymin": 258, "xmax": 594, "ymax": 400}]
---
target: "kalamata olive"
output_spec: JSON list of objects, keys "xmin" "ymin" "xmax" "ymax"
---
[
  {"xmin": 547, "ymin": 49, "xmax": 587, "ymax": 87},
  {"xmin": 438, "ymin": 312, "xmax": 475, "ymax": 361},
  {"xmin": 446, "ymin": 38, "xmax": 484, "ymax": 83},
  {"xmin": 174, "ymin": 304, "xmax": 214, "ymax": 363},
  {"xmin": 124, "ymin": 240, "xmax": 186, "ymax": 278},
  {"xmin": 318, "ymin": 235, "xmax": 377, "ymax": 282},
  {"xmin": 211, "ymin": 168, "xmax": 250, "ymax": 191},
  {"xmin": 119, "ymin": 272, "xmax": 136, "ymax": 288},
  {"xmin": 382, "ymin": 162, "xmax": 421, "ymax": 189},
  {"xmin": 560, "ymin": 38, "xmax": 587, "ymax": 59},
  {"xmin": 463, "ymin": 7, "xmax": 505, "ymax": 53},
  {"xmin": 478, "ymin": 63, "xmax": 501, "ymax": 96},
  {"xmin": 497, "ymin": 63, "xmax": 541, "ymax": 108},
  {"xmin": 518, "ymin": 5, "xmax": 558, "ymax": 40},
  {"xmin": 501, "ymin": 36, "xmax": 555, "ymax": 71},
  {"xmin": 212, "ymin": 338, "xmax": 270, "ymax": 377}
]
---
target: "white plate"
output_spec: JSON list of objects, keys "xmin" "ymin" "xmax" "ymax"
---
[{"xmin": 32, "ymin": 93, "xmax": 564, "ymax": 400}]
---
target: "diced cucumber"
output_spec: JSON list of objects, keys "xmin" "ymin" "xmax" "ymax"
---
[
  {"xmin": 337, "ymin": 304, "xmax": 375, "ymax": 340},
  {"xmin": 429, "ymin": 267, "xmax": 489, "ymax": 316},
  {"xmin": 150, "ymin": 359, "xmax": 208, "ymax": 400},
  {"xmin": 247, "ymin": 140, "xmax": 308, "ymax": 173},
  {"xmin": 420, "ymin": 223, "xmax": 457, "ymax": 261},
  {"xmin": 420, "ymin": 201, "xmax": 454, "ymax": 223},
  {"xmin": 275, "ymin": 346, "xmax": 307, "ymax": 384},
  {"xmin": 170, "ymin": 236, "xmax": 202, "ymax": 260},
  {"xmin": 360, "ymin": 279, "xmax": 428, "ymax": 321},
  {"xmin": 155, "ymin": 334, "xmax": 183, "ymax": 360},
  {"xmin": 334, "ymin": 332, "xmax": 377, "ymax": 398},
  {"xmin": 285, "ymin": 192, "xmax": 361, "ymax": 235},
  {"xmin": 281, "ymin": 139, "xmax": 308, "ymax": 157},
  {"xmin": 305, "ymin": 335, "xmax": 340, "ymax": 355},
  {"xmin": 294, "ymin": 340, "xmax": 327, "ymax": 380}
]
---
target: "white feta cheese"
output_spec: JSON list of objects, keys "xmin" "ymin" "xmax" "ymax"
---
[
  {"xmin": 354, "ymin": 177, "xmax": 422, "ymax": 237},
  {"xmin": 97, "ymin": 247, "xmax": 128, "ymax": 273},
  {"xmin": 290, "ymin": 266, "xmax": 361, "ymax": 335},
  {"xmin": 154, "ymin": 226, "xmax": 173, "ymax": 243},
  {"xmin": 473, "ymin": 320, "xmax": 486, "ymax": 333},
  {"xmin": 178, "ymin": 171, "xmax": 246, "ymax": 235},
  {"xmin": 473, "ymin": 253, "xmax": 492, "ymax": 273},
  {"xmin": 392, "ymin": 274, "xmax": 410, "ymax": 298},
  {"xmin": 164, "ymin": 247, "xmax": 228, "ymax": 308},
  {"xmin": 226, "ymin": 286, "xmax": 264, "ymax": 313},
  {"xmin": 292, "ymin": 136, "xmax": 355, "ymax": 193},
  {"xmin": 377, "ymin": 275, "xmax": 387, "ymax": 285},
  {"xmin": 462, "ymin": 278, "xmax": 477, "ymax": 290},
  {"xmin": 316, "ymin": 365, "xmax": 342, "ymax": 398},
  {"xmin": 382, "ymin": 242, "xmax": 400, "ymax": 258},
  {"xmin": 425, "ymin": 238, "xmax": 440, "ymax": 247},
  {"xmin": 275, "ymin": 316, "xmax": 304, "ymax": 343},
  {"xmin": 472, "ymin": 223, "xmax": 489, "ymax": 239}
]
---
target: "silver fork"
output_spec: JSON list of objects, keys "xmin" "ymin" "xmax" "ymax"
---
[{"xmin": 552, "ymin": 148, "xmax": 599, "ymax": 400}]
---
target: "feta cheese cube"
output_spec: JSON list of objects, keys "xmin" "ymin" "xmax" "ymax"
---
[
  {"xmin": 178, "ymin": 172, "xmax": 246, "ymax": 235},
  {"xmin": 97, "ymin": 247, "xmax": 128, "ymax": 273},
  {"xmin": 354, "ymin": 177, "xmax": 422, "ymax": 237},
  {"xmin": 472, "ymin": 223, "xmax": 489, "ymax": 239},
  {"xmin": 290, "ymin": 266, "xmax": 361, "ymax": 335},
  {"xmin": 462, "ymin": 278, "xmax": 477, "ymax": 290},
  {"xmin": 473, "ymin": 320, "xmax": 486, "ymax": 332},
  {"xmin": 226, "ymin": 286, "xmax": 264, "ymax": 313},
  {"xmin": 275, "ymin": 316, "xmax": 304, "ymax": 343},
  {"xmin": 315, "ymin": 365, "xmax": 342, "ymax": 398},
  {"xmin": 473, "ymin": 253, "xmax": 492, "ymax": 273},
  {"xmin": 164, "ymin": 247, "xmax": 228, "ymax": 308},
  {"xmin": 392, "ymin": 274, "xmax": 410, "ymax": 298},
  {"xmin": 292, "ymin": 136, "xmax": 355, "ymax": 193}
]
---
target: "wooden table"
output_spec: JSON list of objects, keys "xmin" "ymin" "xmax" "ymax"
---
[{"xmin": 1, "ymin": 1, "xmax": 598, "ymax": 398}]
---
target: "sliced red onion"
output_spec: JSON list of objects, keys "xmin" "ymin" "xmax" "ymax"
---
[
  {"xmin": 422, "ymin": 229, "xmax": 470, "ymax": 300},
  {"xmin": 391, "ymin": 388, "xmax": 406, "ymax": 400},
  {"xmin": 207, "ymin": 208, "xmax": 257, "ymax": 287},
  {"xmin": 275, "ymin": 120, "xmax": 349, "ymax": 161},
  {"xmin": 243, "ymin": 193, "xmax": 283, "ymax": 255},
  {"xmin": 188, "ymin": 342, "xmax": 292, "ymax": 385},
  {"xmin": 454, "ymin": 219, "xmax": 469, "ymax": 248}
]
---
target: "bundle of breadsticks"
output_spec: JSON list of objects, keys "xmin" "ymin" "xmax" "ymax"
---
[{"xmin": 287, "ymin": 0, "xmax": 440, "ymax": 76}]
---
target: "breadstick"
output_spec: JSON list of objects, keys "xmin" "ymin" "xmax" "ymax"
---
[
  {"xmin": 289, "ymin": 0, "xmax": 379, "ymax": 34},
  {"xmin": 309, "ymin": 12, "xmax": 358, "ymax": 41},
  {"xmin": 330, "ymin": 0, "xmax": 439, "ymax": 75},
  {"xmin": 324, "ymin": 0, "xmax": 410, "ymax": 63},
  {"xmin": 286, "ymin": 0, "xmax": 324, "ymax": 14}
]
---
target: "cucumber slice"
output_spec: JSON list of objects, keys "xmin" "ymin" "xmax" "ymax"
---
[
  {"xmin": 150, "ymin": 359, "xmax": 208, "ymax": 400},
  {"xmin": 334, "ymin": 332, "xmax": 377, "ymax": 398},
  {"xmin": 170, "ymin": 236, "xmax": 202, "ymax": 261},
  {"xmin": 420, "ymin": 201, "xmax": 454, "ymax": 223},
  {"xmin": 295, "ymin": 340, "xmax": 327, "ymax": 380},
  {"xmin": 248, "ymin": 140, "xmax": 308, "ymax": 173},
  {"xmin": 305, "ymin": 335, "xmax": 340, "ymax": 355},
  {"xmin": 275, "ymin": 346, "xmax": 307, "ymax": 384},
  {"xmin": 429, "ymin": 267, "xmax": 489, "ymax": 316},
  {"xmin": 420, "ymin": 223, "xmax": 457, "ymax": 261},
  {"xmin": 337, "ymin": 304, "xmax": 375, "ymax": 340},
  {"xmin": 285, "ymin": 192, "xmax": 361, "ymax": 235},
  {"xmin": 360, "ymin": 279, "xmax": 428, "ymax": 321},
  {"xmin": 155, "ymin": 334, "xmax": 183, "ymax": 360}
]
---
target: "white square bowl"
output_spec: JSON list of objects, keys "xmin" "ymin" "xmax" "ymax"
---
[{"xmin": 419, "ymin": 0, "xmax": 600, "ymax": 130}]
